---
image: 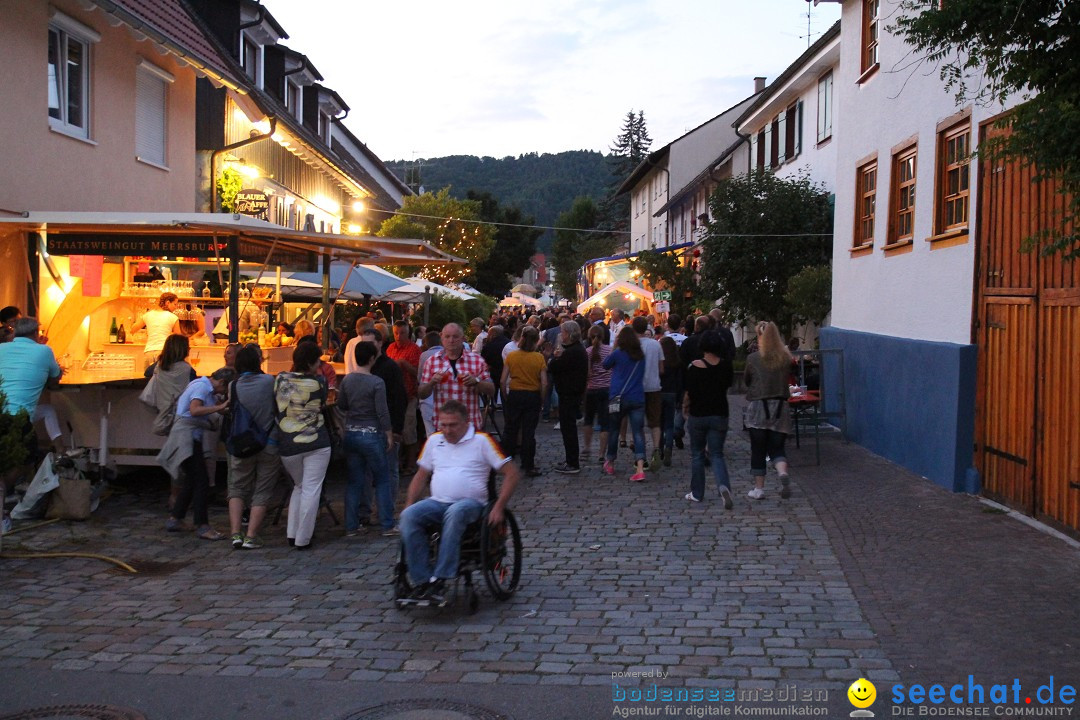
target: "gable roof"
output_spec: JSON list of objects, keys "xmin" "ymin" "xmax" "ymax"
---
[
  {"xmin": 92, "ymin": 0, "xmax": 243, "ymax": 90},
  {"xmin": 733, "ymin": 19, "xmax": 841, "ymax": 129}
]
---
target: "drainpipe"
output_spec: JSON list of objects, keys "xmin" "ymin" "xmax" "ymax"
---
[{"xmin": 210, "ymin": 116, "xmax": 277, "ymax": 212}]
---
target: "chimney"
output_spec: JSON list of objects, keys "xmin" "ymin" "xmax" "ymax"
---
[{"xmin": 754, "ymin": 76, "xmax": 766, "ymax": 93}]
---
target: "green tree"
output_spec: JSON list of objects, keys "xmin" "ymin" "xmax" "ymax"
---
[
  {"xmin": 466, "ymin": 191, "xmax": 541, "ymax": 298},
  {"xmin": 701, "ymin": 170, "xmax": 832, "ymax": 334},
  {"xmin": 629, "ymin": 249, "xmax": 696, "ymax": 317},
  {"xmin": 551, "ymin": 196, "xmax": 618, "ymax": 301},
  {"xmin": 784, "ymin": 264, "xmax": 832, "ymax": 328},
  {"xmin": 893, "ymin": 0, "xmax": 1080, "ymax": 256},
  {"xmin": 603, "ymin": 110, "xmax": 653, "ymax": 234},
  {"xmin": 376, "ymin": 188, "xmax": 496, "ymax": 285}
]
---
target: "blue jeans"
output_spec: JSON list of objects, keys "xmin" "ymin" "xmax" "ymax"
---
[
  {"xmin": 660, "ymin": 392, "xmax": 678, "ymax": 452},
  {"xmin": 606, "ymin": 400, "xmax": 646, "ymax": 462},
  {"xmin": 688, "ymin": 415, "xmax": 730, "ymax": 498},
  {"xmin": 344, "ymin": 431, "xmax": 393, "ymax": 531},
  {"xmin": 399, "ymin": 497, "xmax": 485, "ymax": 585}
]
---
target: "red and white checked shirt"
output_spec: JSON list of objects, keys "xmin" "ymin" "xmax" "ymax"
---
[{"xmin": 419, "ymin": 348, "xmax": 491, "ymax": 429}]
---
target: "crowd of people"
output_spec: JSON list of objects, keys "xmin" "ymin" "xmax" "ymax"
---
[{"xmin": 0, "ymin": 297, "xmax": 802, "ymax": 548}]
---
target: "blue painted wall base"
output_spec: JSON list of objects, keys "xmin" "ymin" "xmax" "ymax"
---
[{"xmin": 820, "ymin": 327, "xmax": 978, "ymax": 493}]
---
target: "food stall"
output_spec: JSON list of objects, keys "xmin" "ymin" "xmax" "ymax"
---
[{"xmin": 0, "ymin": 212, "xmax": 461, "ymax": 468}]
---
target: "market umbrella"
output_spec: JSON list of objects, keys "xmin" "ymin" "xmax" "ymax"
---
[
  {"xmin": 282, "ymin": 262, "xmax": 408, "ymax": 298},
  {"xmin": 510, "ymin": 283, "xmax": 538, "ymax": 295}
]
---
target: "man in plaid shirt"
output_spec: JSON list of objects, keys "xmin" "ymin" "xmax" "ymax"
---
[{"xmin": 418, "ymin": 323, "xmax": 494, "ymax": 430}]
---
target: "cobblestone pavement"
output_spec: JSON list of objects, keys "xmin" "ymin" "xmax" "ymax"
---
[{"xmin": 1, "ymin": 396, "xmax": 1077, "ymax": 718}]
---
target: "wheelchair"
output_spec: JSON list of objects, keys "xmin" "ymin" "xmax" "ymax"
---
[{"xmin": 393, "ymin": 496, "xmax": 522, "ymax": 613}]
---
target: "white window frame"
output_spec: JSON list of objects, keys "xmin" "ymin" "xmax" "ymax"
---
[
  {"xmin": 240, "ymin": 30, "xmax": 263, "ymax": 88},
  {"xmin": 286, "ymin": 77, "xmax": 302, "ymax": 121},
  {"xmin": 48, "ymin": 11, "xmax": 100, "ymax": 139},
  {"xmin": 817, "ymin": 72, "xmax": 833, "ymax": 143},
  {"xmin": 319, "ymin": 110, "xmax": 332, "ymax": 144},
  {"xmin": 134, "ymin": 60, "xmax": 174, "ymax": 169}
]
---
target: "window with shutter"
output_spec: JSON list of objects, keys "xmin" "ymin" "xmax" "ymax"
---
[
  {"xmin": 817, "ymin": 73, "xmax": 833, "ymax": 143},
  {"xmin": 776, "ymin": 111, "xmax": 787, "ymax": 164},
  {"xmin": 135, "ymin": 61, "xmax": 172, "ymax": 168}
]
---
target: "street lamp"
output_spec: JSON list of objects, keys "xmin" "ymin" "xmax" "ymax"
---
[{"xmin": 423, "ymin": 284, "xmax": 431, "ymax": 326}]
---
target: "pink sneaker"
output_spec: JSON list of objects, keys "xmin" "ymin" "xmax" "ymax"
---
[
  {"xmin": 629, "ymin": 471, "xmax": 646, "ymax": 482},
  {"xmin": 602, "ymin": 460, "xmax": 615, "ymax": 476}
]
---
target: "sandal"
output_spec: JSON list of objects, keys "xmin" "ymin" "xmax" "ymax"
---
[{"xmin": 196, "ymin": 526, "xmax": 226, "ymax": 541}]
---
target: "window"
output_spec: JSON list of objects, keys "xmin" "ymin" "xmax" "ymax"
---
[
  {"xmin": 241, "ymin": 32, "xmax": 261, "ymax": 87},
  {"xmin": 855, "ymin": 159, "xmax": 877, "ymax": 248},
  {"xmin": 318, "ymin": 110, "xmax": 332, "ymax": 144},
  {"xmin": 817, "ymin": 72, "xmax": 833, "ymax": 143},
  {"xmin": 889, "ymin": 145, "xmax": 917, "ymax": 245},
  {"xmin": 135, "ymin": 61, "xmax": 173, "ymax": 168},
  {"xmin": 937, "ymin": 122, "xmax": 971, "ymax": 234},
  {"xmin": 48, "ymin": 12, "xmax": 99, "ymax": 138},
  {"xmin": 285, "ymin": 79, "xmax": 302, "ymax": 120},
  {"xmin": 784, "ymin": 101, "xmax": 802, "ymax": 161},
  {"xmin": 862, "ymin": 0, "xmax": 880, "ymax": 75}
]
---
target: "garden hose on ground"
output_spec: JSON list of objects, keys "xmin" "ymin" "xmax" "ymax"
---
[{"xmin": 0, "ymin": 518, "xmax": 138, "ymax": 573}]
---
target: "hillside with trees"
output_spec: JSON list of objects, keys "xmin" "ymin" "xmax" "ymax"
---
[{"xmin": 389, "ymin": 150, "xmax": 612, "ymax": 252}]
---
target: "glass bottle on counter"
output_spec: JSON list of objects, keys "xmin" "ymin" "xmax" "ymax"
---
[
  {"xmin": 109, "ymin": 317, "xmax": 118, "ymax": 343},
  {"xmin": 117, "ymin": 323, "xmax": 126, "ymax": 344}
]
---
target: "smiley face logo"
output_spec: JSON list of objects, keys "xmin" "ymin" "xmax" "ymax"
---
[{"xmin": 848, "ymin": 678, "xmax": 877, "ymax": 709}]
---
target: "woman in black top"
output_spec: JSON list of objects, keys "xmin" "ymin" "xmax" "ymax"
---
[
  {"xmin": 658, "ymin": 336, "xmax": 683, "ymax": 467},
  {"xmin": 681, "ymin": 331, "xmax": 734, "ymax": 507}
]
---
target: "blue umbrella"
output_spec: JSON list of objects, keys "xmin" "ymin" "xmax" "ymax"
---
[{"xmin": 284, "ymin": 262, "xmax": 407, "ymax": 298}]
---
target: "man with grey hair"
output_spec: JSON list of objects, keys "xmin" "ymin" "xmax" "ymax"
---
[
  {"xmin": 546, "ymin": 320, "xmax": 588, "ymax": 473},
  {"xmin": 608, "ymin": 308, "xmax": 626, "ymax": 346},
  {"xmin": 0, "ymin": 316, "xmax": 63, "ymax": 445}
]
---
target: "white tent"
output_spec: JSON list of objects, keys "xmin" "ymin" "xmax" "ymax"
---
[
  {"xmin": 576, "ymin": 280, "xmax": 654, "ymax": 314},
  {"xmin": 380, "ymin": 277, "xmax": 474, "ymax": 303},
  {"xmin": 499, "ymin": 293, "xmax": 544, "ymax": 309}
]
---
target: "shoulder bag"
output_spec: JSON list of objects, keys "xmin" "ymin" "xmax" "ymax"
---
[{"xmin": 608, "ymin": 360, "xmax": 642, "ymax": 415}]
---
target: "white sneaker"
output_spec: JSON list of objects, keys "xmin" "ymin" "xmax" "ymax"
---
[
  {"xmin": 684, "ymin": 492, "xmax": 701, "ymax": 503},
  {"xmin": 553, "ymin": 422, "xmax": 561, "ymax": 430},
  {"xmin": 747, "ymin": 487, "xmax": 765, "ymax": 500}
]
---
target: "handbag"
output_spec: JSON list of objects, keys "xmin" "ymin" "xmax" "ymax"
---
[
  {"xmin": 608, "ymin": 361, "xmax": 642, "ymax": 415},
  {"xmin": 138, "ymin": 372, "xmax": 158, "ymax": 410}
]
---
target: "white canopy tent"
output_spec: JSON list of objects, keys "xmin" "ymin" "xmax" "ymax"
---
[
  {"xmin": 380, "ymin": 277, "xmax": 475, "ymax": 303},
  {"xmin": 576, "ymin": 280, "xmax": 654, "ymax": 314},
  {"xmin": 499, "ymin": 293, "xmax": 545, "ymax": 309}
]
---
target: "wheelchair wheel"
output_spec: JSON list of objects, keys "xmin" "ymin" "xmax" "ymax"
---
[
  {"xmin": 393, "ymin": 544, "xmax": 415, "ymax": 604},
  {"xmin": 480, "ymin": 509, "xmax": 521, "ymax": 600}
]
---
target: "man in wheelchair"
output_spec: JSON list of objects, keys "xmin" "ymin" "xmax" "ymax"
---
[{"xmin": 398, "ymin": 399, "xmax": 521, "ymax": 605}]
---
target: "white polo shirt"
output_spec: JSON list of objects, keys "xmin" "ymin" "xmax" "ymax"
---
[{"xmin": 418, "ymin": 425, "xmax": 509, "ymax": 503}]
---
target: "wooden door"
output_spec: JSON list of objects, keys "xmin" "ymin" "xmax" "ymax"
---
[
  {"xmin": 976, "ymin": 113, "xmax": 1080, "ymax": 531},
  {"xmin": 976, "ymin": 298, "xmax": 1036, "ymax": 511}
]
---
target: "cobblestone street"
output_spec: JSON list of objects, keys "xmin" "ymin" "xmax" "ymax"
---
[{"xmin": 1, "ymin": 397, "xmax": 1077, "ymax": 719}]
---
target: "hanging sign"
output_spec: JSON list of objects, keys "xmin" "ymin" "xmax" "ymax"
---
[{"xmin": 234, "ymin": 190, "xmax": 270, "ymax": 221}]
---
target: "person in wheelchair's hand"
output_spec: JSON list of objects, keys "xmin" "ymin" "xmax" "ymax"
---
[{"xmin": 399, "ymin": 399, "xmax": 520, "ymax": 604}]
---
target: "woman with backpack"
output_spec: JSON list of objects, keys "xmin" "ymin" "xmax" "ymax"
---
[
  {"xmin": 275, "ymin": 342, "xmax": 332, "ymax": 549},
  {"xmin": 225, "ymin": 344, "xmax": 280, "ymax": 550}
]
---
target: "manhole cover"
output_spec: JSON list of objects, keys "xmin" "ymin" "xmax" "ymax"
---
[
  {"xmin": 344, "ymin": 699, "xmax": 511, "ymax": 720},
  {"xmin": 109, "ymin": 560, "xmax": 190, "ymax": 576},
  {"xmin": 0, "ymin": 705, "xmax": 147, "ymax": 720}
]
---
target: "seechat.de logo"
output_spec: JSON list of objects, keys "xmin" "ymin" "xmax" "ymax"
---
[{"xmin": 849, "ymin": 678, "xmax": 877, "ymax": 717}]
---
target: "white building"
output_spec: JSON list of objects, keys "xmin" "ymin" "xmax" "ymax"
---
[
  {"xmin": 735, "ymin": 21, "xmax": 840, "ymax": 189},
  {"xmin": 821, "ymin": 0, "xmax": 1067, "ymax": 522}
]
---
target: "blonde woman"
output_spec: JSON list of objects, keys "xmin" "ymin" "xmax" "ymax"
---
[
  {"xmin": 501, "ymin": 326, "xmax": 547, "ymax": 477},
  {"xmin": 743, "ymin": 321, "xmax": 794, "ymax": 500}
]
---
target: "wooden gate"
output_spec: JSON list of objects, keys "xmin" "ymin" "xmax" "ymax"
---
[{"xmin": 975, "ymin": 117, "xmax": 1080, "ymax": 531}]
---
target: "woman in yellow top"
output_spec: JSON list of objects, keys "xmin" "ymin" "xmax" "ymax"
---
[{"xmin": 500, "ymin": 325, "xmax": 547, "ymax": 477}]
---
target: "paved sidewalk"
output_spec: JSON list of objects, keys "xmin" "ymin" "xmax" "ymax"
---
[{"xmin": 0, "ymin": 396, "xmax": 1076, "ymax": 719}]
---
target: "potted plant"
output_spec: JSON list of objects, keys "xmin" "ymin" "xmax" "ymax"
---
[{"xmin": 0, "ymin": 381, "xmax": 34, "ymax": 527}]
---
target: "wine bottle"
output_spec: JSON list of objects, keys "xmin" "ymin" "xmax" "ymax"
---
[
  {"xmin": 117, "ymin": 324, "xmax": 126, "ymax": 344},
  {"xmin": 109, "ymin": 317, "xmax": 118, "ymax": 343}
]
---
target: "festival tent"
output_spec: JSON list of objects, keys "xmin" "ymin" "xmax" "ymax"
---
[
  {"xmin": 499, "ymin": 293, "xmax": 545, "ymax": 309},
  {"xmin": 281, "ymin": 262, "xmax": 409, "ymax": 299},
  {"xmin": 380, "ymin": 277, "xmax": 474, "ymax": 303},
  {"xmin": 576, "ymin": 280, "xmax": 653, "ymax": 314}
]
